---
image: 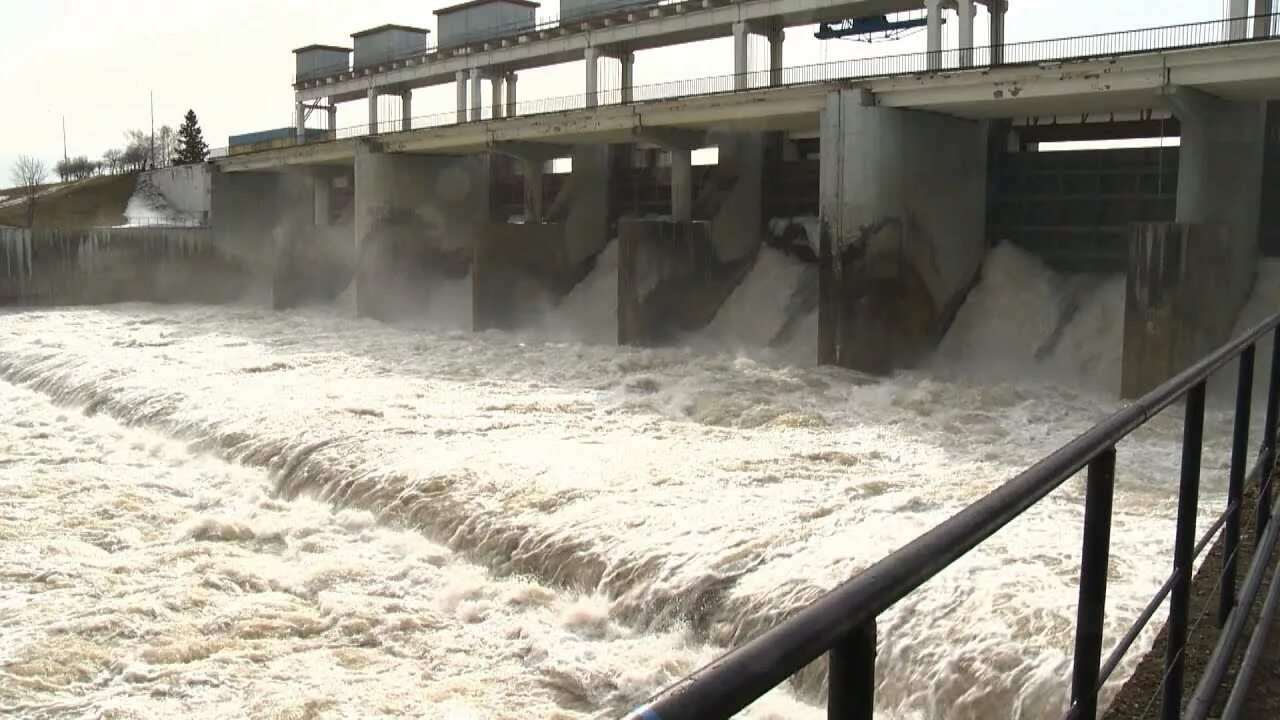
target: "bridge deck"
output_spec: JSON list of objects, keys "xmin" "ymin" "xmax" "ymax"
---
[{"xmin": 217, "ymin": 38, "xmax": 1280, "ymax": 173}]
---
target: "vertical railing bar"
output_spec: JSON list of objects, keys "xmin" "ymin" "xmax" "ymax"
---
[
  {"xmin": 1161, "ymin": 380, "xmax": 1206, "ymax": 720},
  {"xmin": 1259, "ymin": 329, "xmax": 1280, "ymax": 543},
  {"xmin": 828, "ymin": 620, "xmax": 877, "ymax": 719},
  {"xmin": 1221, "ymin": 344, "xmax": 1255, "ymax": 626},
  {"xmin": 1070, "ymin": 447, "xmax": 1117, "ymax": 719}
]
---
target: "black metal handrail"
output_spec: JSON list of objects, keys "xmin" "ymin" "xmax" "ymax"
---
[
  {"xmin": 213, "ymin": 12, "xmax": 1280, "ymax": 160},
  {"xmin": 623, "ymin": 305, "xmax": 1280, "ymax": 720}
]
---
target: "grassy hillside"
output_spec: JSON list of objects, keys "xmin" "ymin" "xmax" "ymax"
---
[{"xmin": 0, "ymin": 172, "xmax": 138, "ymax": 228}]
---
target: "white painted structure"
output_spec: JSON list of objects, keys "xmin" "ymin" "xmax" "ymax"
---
[{"xmin": 291, "ymin": 0, "xmax": 1001, "ymax": 136}]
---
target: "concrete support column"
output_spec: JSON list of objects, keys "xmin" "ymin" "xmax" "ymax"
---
[
  {"xmin": 313, "ymin": 175, "xmax": 331, "ymax": 226},
  {"xmin": 732, "ymin": 21, "xmax": 749, "ymax": 90},
  {"xmin": 958, "ymin": 0, "xmax": 975, "ymax": 68},
  {"xmin": 470, "ymin": 68, "xmax": 483, "ymax": 121},
  {"xmin": 670, "ymin": 148, "xmax": 692, "ymax": 221},
  {"xmin": 768, "ymin": 27, "xmax": 784, "ymax": 86},
  {"xmin": 326, "ymin": 105, "xmax": 337, "ymax": 139},
  {"xmin": 295, "ymin": 101, "xmax": 306, "ymax": 143},
  {"xmin": 585, "ymin": 47, "xmax": 600, "ymax": 107},
  {"xmin": 1230, "ymin": 0, "xmax": 1251, "ymax": 40},
  {"xmin": 456, "ymin": 70, "xmax": 468, "ymax": 123},
  {"xmin": 818, "ymin": 89, "xmax": 986, "ymax": 373},
  {"xmin": 367, "ymin": 88, "xmax": 379, "ymax": 135},
  {"xmin": 1256, "ymin": 0, "xmax": 1275, "ymax": 38},
  {"xmin": 522, "ymin": 158, "xmax": 544, "ymax": 222},
  {"xmin": 491, "ymin": 77, "xmax": 504, "ymax": 119},
  {"xmin": 400, "ymin": 91, "xmax": 412, "ymax": 132},
  {"xmin": 354, "ymin": 141, "xmax": 490, "ymax": 320},
  {"xmin": 990, "ymin": 0, "xmax": 1006, "ymax": 65},
  {"xmin": 924, "ymin": 0, "xmax": 943, "ymax": 71},
  {"xmin": 620, "ymin": 51, "xmax": 635, "ymax": 103},
  {"xmin": 506, "ymin": 72, "xmax": 518, "ymax": 116}
]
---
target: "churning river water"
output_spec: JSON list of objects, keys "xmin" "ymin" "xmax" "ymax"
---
[{"xmin": 2, "ymin": 244, "xmax": 1277, "ymax": 719}]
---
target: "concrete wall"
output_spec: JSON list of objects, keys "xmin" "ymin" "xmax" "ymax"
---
[
  {"xmin": 1122, "ymin": 223, "xmax": 1251, "ymax": 397},
  {"xmin": 706, "ymin": 131, "xmax": 768, "ymax": 263},
  {"xmin": 353, "ymin": 142, "xmax": 490, "ymax": 319},
  {"xmin": 0, "ymin": 226, "xmax": 246, "ymax": 306},
  {"xmin": 1168, "ymin": 88, "xmax": 1265, "ymax": 320},
  {"xmin": 210, "ymin": 168, "xmax": 317, "ymax": 306},
  {"xmin": 147, "ymin": 164, "xmax": 212, "ymax": 218},
  {"xmin": 617, "ymin": 219, "xmax": 755, "ymax": 346},
  {"xmin": 818, "ymin": 89, "xmax": 987, "ymax": 373}
]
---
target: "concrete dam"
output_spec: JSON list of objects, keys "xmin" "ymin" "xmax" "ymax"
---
[{"xmin": 6, "ymin": 2, "xmax": 1280, "ymax": 719}]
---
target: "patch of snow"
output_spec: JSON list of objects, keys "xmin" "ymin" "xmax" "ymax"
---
[{"xmin": 120, "ymin": 175, "xmax": 203, "ymax": 228}]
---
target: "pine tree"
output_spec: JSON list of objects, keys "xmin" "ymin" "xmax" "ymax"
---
[{"xmin": 172, "ymin": 109, "xmax": 209, "ymax": 165}]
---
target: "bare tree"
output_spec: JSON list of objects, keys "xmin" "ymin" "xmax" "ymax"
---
[
  {"xmin": 10, "ymin": 155, "xmax": 48, "ymax": 227},
  {"xmin": 101, "ymin": 149, "xmax": 123, "ymax": 175}
]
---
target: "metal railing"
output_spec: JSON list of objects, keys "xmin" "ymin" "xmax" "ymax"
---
[
  {"xmin": 624, "ymin": 307, "xmax": 1280, "ymax": 720},
  {"xmin": 214, "ymin": 13, "xmax": 1280, "ymax": 161}
]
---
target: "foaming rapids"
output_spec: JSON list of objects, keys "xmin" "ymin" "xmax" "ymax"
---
[
  {"xmin": 0, "ymin": 294, "xmax": 1240, "ymax": 718},
  {"xmin": 932, "ymin": 243, "xmax": 1126, "ymax": 395}
]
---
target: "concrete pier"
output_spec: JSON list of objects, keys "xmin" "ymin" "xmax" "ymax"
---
[
  {"xmin": 352, "ymin": 141, "xmax": 489, "ymax": 320},
  {"xmin": 818, "ymin": 89, "xmax": 986, "ymax": 374},
  {"xmin": 1122, "ymin": 223, "xmax": 1251, "ymax": 397}
]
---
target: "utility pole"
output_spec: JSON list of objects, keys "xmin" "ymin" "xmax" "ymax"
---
[
  {"xmin": 150, "ymin": 91, "xmax": 155, "ymax": 169},
  {"xmin": 62, "ymin": 116, "xmax": 67, "ymax": 161}
]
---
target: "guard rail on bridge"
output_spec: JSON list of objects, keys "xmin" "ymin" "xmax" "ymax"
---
[
  {"xmin": 212, "ymin": 13, "xmax": 1280, "ymax": 159},
  {"xmin": 624, "ymin": 308, "xmax": 1280, "ymax": 719}
]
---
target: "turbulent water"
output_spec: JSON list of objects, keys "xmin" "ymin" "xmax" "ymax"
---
[{"xmin": 0, "ymin": 242, "xmax": 1273, "ymax": 719}]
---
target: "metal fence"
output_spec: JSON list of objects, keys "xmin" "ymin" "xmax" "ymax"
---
[
  {"xmin": 625, "ymin": 306, "xmax": 1280, "ymax": 719},
  {"xmin": 212, "ymin": 13, "xmax": 1280, "ymax": 160}
]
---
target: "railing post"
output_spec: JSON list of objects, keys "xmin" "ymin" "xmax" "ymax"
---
[
  {"xmin": 1220, "ymin": 344, "xmax": 1255, "ymax": 626},
  {"xmin": 1070, "ymin": 448, "xmax": 1117, "ymax": 719},
  {"xmin": 1258, "ymin": 329, "xmax": 1280, "ymax": 544},
  {"xmin": 1162, "ymin": 380, "xmax": 1206, "ymax": 720},
  {"xmin": 828, "ymin": 620, "xmax": 876, "ymax": 719}
]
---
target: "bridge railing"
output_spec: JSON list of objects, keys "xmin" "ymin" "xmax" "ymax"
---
[
  {"xmin": 624, "ymin": 305, "xmax": 1280, "ymax": 719},
  {"xmin": 209, "ymin": 12, "xmax": 1280, "ymax": 160}
]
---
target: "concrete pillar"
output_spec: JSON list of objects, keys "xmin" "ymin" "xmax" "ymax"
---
[
  {"xmin": 313, "ymin": 174, "xmax": 331, "ymax": 226},
  {"xmin": 353, "ymin": 141, "xmax": 490, "ymax": 320},
  {"xmin": 1255, "ymin": 0, "xmax": 1275, "ymax": 38},
  {"xmin": 990, "ymin": 0, "xmax": 1006, "ymax": 65},
  {"xmin": 401, "ymin": 91, "xmax": 412, "ymax": 132},
  {"xmin": 367, "ymin": 88, "xmax": 379, "ymax": 135},
  {"xmin": 491, "ymin": 77, "xmax": 504, "ymax": 119},
  {"xmin": 958, "ymin": 0, "xmax": 975, "ymax": 68},
  {"xmin": 585, "ymin": 47, "xmax": 600, "ymax": 107},
  {"xmin": 925, "ymin": 0, "xmax": 943, "ymax": 71},
  {"xmin": 818, "ymin": 89, "xmax": 986, "ymax": 373},
  {"xmin": 1167, "ymin": 86, "xmax": 1265, "ymax": 318},
  {"xmin": 522, "ymin": 157, "xmax": 545, "ymax": 221},
  {"xmin": 506, "ymin": 72, "xmax": 518, "ymax": 116},
  {"xmin": 564, "ymin": 144, "xmax": 612, "ymax": 265},
  {"xmin": 1122, "ymin": 224, "xmax": 1247, "ymax": 397},
  {"xmin": 620, "ymin": 51, "xmax": 635, "ymax": 103},
  {"xmin": 326, "ymin": 105, "xmax": 337, "ymax": 140},
  {"xmin": 733, "ymin": 21, "xmax": 749, "ymax": 90},
  {"xmin": 1230, "ymin": 0, "xmax": 1251, "ymax": 40},
  {"xmin": 670, "ymin": 148, "xmax": 692, "ymax": 221},
  {"xmin": 768, "ymin": 27, "xmax": 784, "ymax": 86},
  {"xmin": 456, "ymin": 70, "xmax": 468, "ymax": 123},
  {"xmin": 470, "ymin": 69, "xmax": 483, "ymax": 121},
  {"xmin": 708, "ymin": 132, "xmax": 767, "ymax": 263},
  {"xmin": 295, "ymin": 101, "xmax": 306, "ymax": 143}
]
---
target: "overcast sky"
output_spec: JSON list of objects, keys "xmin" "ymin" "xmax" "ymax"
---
[{"xmin": 0, "ymin": 0, "xmax": 1223, "ymax": 180}]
